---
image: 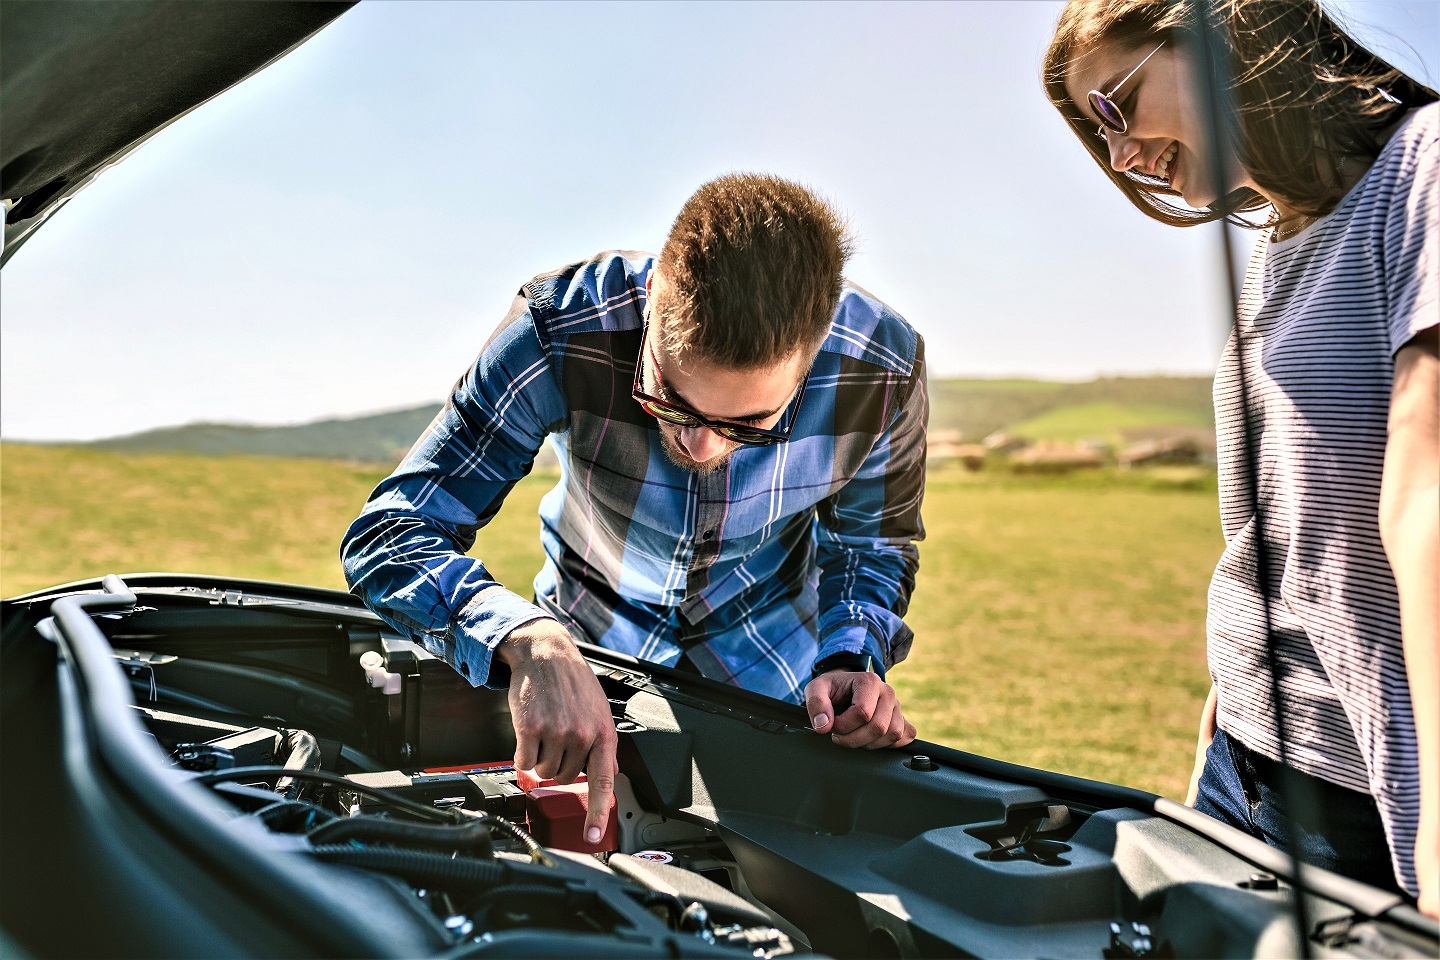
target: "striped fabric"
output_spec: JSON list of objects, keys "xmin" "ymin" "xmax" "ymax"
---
[
  {"xmin": 1209, "ymin": 103, "xmax": 1437, "ymax": 894},
  {"xmin": 343, "ymin": 251, "xmax": 926, "ymax": 706}
]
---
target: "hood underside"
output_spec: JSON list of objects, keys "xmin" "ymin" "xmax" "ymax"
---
[{"xmin": 1, "ymin": 0, "xmax": 355, "ymax": 267}]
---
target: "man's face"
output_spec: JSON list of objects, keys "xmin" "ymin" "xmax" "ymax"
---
[{"xmin": 642, "ymin": 273, "xmax": 810, "ymax": 473}]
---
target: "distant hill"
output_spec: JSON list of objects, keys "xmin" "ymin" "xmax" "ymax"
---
[
  {"xmin": 85, "ymin": 405, "xmax": 444, "ymax": 464},
  {"xmin": 928, "ymin": 375, "xmax": 1213, "ymax": 441},
  {"xmin": 6, "ymin": 375, "xmax": 1213, "ymax": 463}
]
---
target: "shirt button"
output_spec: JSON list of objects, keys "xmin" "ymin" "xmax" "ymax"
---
[{"xmin": 702, "ymin": 529, "xmax": 716, "ymax": 541}]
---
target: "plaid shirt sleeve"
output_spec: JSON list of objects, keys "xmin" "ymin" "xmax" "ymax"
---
[
  {"xmin": 340, "ymin": 300, "xmax": 566, "ymax": 687},
  {"xmin": 813, "ymin": 342, "xmax": 927, "ymax": 677}
]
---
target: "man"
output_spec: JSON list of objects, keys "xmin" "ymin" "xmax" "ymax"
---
[{"xmin": 342, "ymin": 174, "xmax": 927, "ymax": 846}]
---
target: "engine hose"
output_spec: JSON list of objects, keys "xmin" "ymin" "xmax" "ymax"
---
[
  {"xmin": 255, "ymin": 797, "xmax": 338, "ymax": 831},
  {"xmin": 307, "ymin": 815, "xmax": 494, "ymax": 856},
  {"xmin": 478, "ymin": 813, "xmax": 550, "ymax": 864},
  {"xmin": 308, "ymin": 844, "xmax": 516, "ymax": 889},
  {"xmin": 275, "ymin": 728, "xmax": 322, "ymax": 799},
  {"xmin": 193, "ymin": 767, "xmax": 459, "ymax": 823}
]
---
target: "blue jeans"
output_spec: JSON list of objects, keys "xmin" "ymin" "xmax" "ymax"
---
[{"xmin": 1194, "ymin": 727, "xmax": 1400, "ymax": 893}]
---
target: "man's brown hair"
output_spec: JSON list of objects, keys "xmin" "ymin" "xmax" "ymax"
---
[{"xmin": 655, "ymin": 173, "xmax": 852, "ymax": 368}]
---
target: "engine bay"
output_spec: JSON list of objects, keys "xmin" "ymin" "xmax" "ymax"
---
[
  {"xmin": 125, "ymin": 631, "xmax": 807, "ymax": 959},
  {"xmin": 4, "ymin": 576, "xmax": 1431, "ymax": 960}
]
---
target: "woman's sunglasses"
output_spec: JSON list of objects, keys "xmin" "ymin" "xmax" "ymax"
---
[
  {"xmin": 1087, "ymin": 40, "xmax": 1165, "ymax": 137},
  {"xmin": 631, "ymin": 333, "xmax": 806, "ymax": 446}
]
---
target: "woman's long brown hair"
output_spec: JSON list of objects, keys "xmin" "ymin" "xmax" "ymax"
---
[{"xmin": 1043, "ymin": 0, "xmax": 1437, "ymax": 226}]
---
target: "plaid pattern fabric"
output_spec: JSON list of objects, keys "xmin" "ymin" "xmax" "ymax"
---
[{"xmin": 342, "ymin": 251, "xmax": 926, "ymax": 704}]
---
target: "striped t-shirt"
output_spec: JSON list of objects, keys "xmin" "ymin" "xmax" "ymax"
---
[{"xmin": 1208, "ymin": 102, "xmax": 1437, "ymax": 895}]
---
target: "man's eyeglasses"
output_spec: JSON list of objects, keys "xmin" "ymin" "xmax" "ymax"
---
[
  {"xmin": 1088, "ymin": 40, "xmax": 1165, "ymax": 138},
  {"xmin": 630, "ymin": 330, "xmax": 807, "ymax": 447}
]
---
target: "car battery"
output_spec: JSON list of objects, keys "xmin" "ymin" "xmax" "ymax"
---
[
  {"xmin": 344, "ymin": 763, "xmax": 525, "ymax": 820},
  {"xmin": 523, "ymin": 775, "xmax": 620, "ymax": 854},
  {"xmin": 345, "ymin": 770, "xmax": 480, "ymax": 814}
]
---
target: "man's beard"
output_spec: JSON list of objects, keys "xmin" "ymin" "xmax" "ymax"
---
[{"xmin": 658, "ymin": 427, "xmax": 735, "ymax": 474}]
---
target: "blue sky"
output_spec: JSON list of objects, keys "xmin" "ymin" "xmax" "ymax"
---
[{"xmin": 2, "ymin": 0, "xmax": 1435, "ymax": 441}]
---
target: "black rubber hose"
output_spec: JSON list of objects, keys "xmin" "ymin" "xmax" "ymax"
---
[
  {"xmin": 308, "ymin": 845, "xmax": 513, "ymax": 889},
  {"xmin": 307, "ymin": 814, "xmax": 494, "ymax": 856},
  {"xmin": 254, "ymin": 797, "xmax": 338, "ymax": 831},
  {"xmin": 483, "ymin": 814, "xmax": 549, "ymax": 863},
  {"xmin": 192, "ymin": 766, "xmax": 459, "ymax": 823},
  {"xmin": 275, "ymin": 728, "xmax": 322, "ymax": 799}
]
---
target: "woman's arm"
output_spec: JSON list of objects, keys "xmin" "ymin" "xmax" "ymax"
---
[
  {"xmin": 1380, "ymin": 327, "xmax": 1439, "ymax": 917},
  {"xmin": 1185, "ymin": 685, "xmax": 1218, "ymax": 806}
]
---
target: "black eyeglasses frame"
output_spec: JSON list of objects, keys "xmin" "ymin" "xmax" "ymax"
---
[{"xmin": 630, "ymin": 324, "xmax": 808, "ymax": 447}]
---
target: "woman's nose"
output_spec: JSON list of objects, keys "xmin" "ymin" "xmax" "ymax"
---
[{"xmin": 1106, "ymin": 132, "xmax": 1142, "ymax": 173}]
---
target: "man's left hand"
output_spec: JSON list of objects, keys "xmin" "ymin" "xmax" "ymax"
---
[{"xmin": 805, "ymin": 671, "xmax": 916, "ymax": 749}]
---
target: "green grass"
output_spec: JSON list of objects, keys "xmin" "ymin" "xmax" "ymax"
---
[
  {"xmin": 0, "ymin": 444, "xmax": 553, "ymax": 596},
  {"xmin": 1008, "ymin": 401, "xmax": 1214, "ymax": 443},
  {"xmin": 926, "ymin": 375, "xmax": 1213, "ymax": 441},
  {"xmin": 896, "ymin": 466, "xmax": 1220, "ymax": 797},
  {"xmin": 1, "ymin": 444, "xmax": 1221, "ymax": 798}
]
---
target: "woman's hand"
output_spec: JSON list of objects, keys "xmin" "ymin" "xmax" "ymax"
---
[{"xmin": 1184, "ymin": 685, "xmax": 1218, "ymax": 807}]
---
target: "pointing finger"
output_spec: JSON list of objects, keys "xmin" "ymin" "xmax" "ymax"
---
[
  {"xmin": 583, "ymin": 734, "xmax": 617, "ymax": 847},
  {"xmin": 513, "ymin": 724, "xmax": 539, "ymax": 775}
]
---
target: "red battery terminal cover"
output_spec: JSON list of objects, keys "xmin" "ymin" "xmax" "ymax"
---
[
  {"xmin": 515, "ymin": 768, "xmax": 556, "ymax": 792},
  {"xmin": 518, "ymin": 771, "xmax": 619, "ymax": 854}
]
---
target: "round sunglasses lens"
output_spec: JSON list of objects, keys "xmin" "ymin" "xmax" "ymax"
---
[{"xmin": 1087, "ymin": 91, "xmax": 1127, "ymax": 133}]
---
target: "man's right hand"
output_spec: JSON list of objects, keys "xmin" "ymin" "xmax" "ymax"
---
[{"xmin": 496, "ymin": 619, "xmax": 617, "ymax": 845}]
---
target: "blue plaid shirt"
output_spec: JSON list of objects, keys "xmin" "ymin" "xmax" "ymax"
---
[{"xmin": 342, "ymin": 251, "xmax": 927, "ymax": 704}]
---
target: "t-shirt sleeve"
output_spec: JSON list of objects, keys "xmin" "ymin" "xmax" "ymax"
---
[{"xmin": 1384, "ymin": 109, "xmax": 1439, "ymax": 355}]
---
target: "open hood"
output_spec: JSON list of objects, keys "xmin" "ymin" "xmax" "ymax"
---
[{"xmin": 1, "ymin": 0, "xmax": 355, "ymax": 267}]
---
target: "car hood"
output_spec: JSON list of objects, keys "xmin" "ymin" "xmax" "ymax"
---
[{"xmin": 1, "ymin": 0, "xmax": 355, "ymax": 267}]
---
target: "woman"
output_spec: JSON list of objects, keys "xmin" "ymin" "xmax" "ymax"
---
[{"xmin": 1043, "ymin": 0, "xmax": 1437, "ymax": 914}]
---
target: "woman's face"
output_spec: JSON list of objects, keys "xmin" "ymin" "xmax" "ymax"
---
[{"xmin": 1063, "ymin": 38, "xmax": 1256, "ymax": 209}]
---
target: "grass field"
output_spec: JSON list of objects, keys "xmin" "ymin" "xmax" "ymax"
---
[
  {"xmin": 1008, "ymin": 401, "xmax": 1214, "ymax": 443},
  {"xmin": 926, "ymin": 375, "xmax": 1212, "ymax": 441},
  {"xmin": 0, "ymin": 444, "xmax": 1222, "ymax": 798}
]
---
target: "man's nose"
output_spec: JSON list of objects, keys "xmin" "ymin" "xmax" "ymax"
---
[{"xmin": 678, "ymin": 426, "xmax": 728, "ymax": 462}]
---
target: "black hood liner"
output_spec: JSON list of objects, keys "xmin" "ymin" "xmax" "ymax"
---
[{"xmin": 2, "ymin": 1, "xmax": 354, "ymax": 261}]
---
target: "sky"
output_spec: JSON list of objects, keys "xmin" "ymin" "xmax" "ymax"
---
[{"xmin": 2, "ymin": 0, "xmax": 1436, "ymax": 442}]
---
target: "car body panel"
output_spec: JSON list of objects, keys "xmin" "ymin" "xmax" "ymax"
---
[{"xmin": 1, "ymin": 1, "xmax": 355, "ymax": 266}]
